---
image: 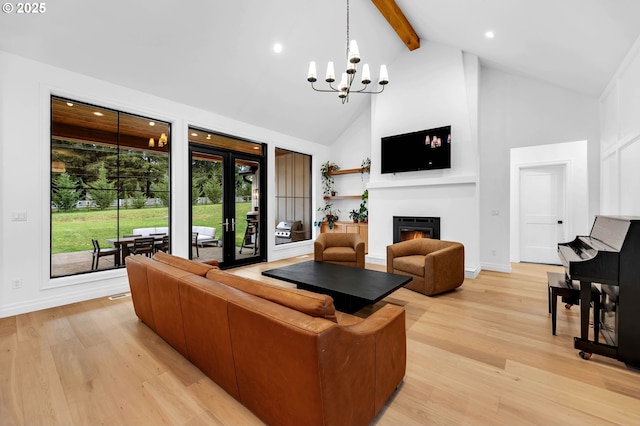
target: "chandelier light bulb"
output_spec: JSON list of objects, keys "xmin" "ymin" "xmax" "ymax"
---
[
  {"xmin": 379, "ymin": 64, "xmax": 389, "ymax": 85},
  {"xmin": 307, "ymin": 61, "xmax": 317, "ymax": 82},
  {"xmin": 348, "ymin": 40, "xmax": 360, "ymax": 63},
  {"xmin": 361, "ymin": 64, "xmax": 371, "ymax": 84},
  {"xmin": 339, "ymin": 73, "xmax": 349, "ymax": 91},
  {"xmin": 325, "ymin": 62, "xmax": 335, "ymax": 82},
  {"xmin": 148, "ymin": 138, "xmax": 155, "ymax": 148}
]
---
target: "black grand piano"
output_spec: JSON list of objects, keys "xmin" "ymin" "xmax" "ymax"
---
[{"xmin": 558, "ymin": 215, "xmax": 640, "ymax": 367}]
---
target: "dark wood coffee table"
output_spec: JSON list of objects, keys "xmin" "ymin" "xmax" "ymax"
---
[{"xmin": 262, "ymin": 260, "xmax": 411, "ymax": 314}]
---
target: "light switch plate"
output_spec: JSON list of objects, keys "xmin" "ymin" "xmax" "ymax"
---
[{"xmin": 11, "ymin": 211, "xmax": 27, "ymax": 221}]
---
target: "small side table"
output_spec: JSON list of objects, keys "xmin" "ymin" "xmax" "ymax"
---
[{"xmin": 547, "ymin": 272, "xmax": 601, "ymax": 341}]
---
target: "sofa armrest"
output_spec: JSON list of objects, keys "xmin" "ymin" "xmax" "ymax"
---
[
  {"xmin": 341, "ymin": 303, "xmax": 404, "ymax": 335},
  {"xmin": 338, "ymin": 304, "xmax": 406, "ymax": 413}
]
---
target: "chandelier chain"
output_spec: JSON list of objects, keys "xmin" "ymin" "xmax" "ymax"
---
[{"xmin": 346, "ymin": 0, "xmax": 350, "ymax": 61}]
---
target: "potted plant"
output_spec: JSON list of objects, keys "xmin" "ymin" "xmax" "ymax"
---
[
  {"xmin": 318, "ymin": 203, "xmax": 340, "ymax": 229},
  {"xmin": 349, "ymin": 209, "xmax": 360, "ymax": 223},
  {"xmin": 358, "ymin": 189, "xmax": 368, "ymax": 222},
  {"xmin": 320, "ymin": 161, "xmax": 340, "ymax": 196},
  {"xmin": 360, "ymin": 157, "xmax": 371, "ymax": 181}
]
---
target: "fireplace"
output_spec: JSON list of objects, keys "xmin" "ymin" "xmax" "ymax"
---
[{"xmin": 393, "ymin": 216, "xmax": 440, "ymax": 243}]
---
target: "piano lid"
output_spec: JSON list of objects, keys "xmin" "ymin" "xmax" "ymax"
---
[{"xmin": 590, "ymin": 216, "xmax": 632, "ymax": 252}]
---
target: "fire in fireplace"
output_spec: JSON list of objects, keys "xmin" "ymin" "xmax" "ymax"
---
[
  {"xmin": 393, "ymin": 216, "xmax": 440, "ymax": 243},
  {"xmin": 402, "ymin": 229, "xmax": 430, "ymax": 241}
]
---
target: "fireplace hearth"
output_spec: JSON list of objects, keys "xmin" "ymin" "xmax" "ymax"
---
[{"xmin": 393, "ymin": 216, "xmax": 440, "ymax": 243}]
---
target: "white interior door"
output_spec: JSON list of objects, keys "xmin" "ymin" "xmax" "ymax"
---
[{"xmin": 519, "ymin": 165, "xmax": 565, "ymax": 264}]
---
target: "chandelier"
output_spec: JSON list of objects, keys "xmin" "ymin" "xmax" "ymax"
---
[
  {"xmin": 306, "ymin": 0, "xmax": 388, "ymax": 104},
  {"xmin": 148, "ymin": 133, "xmax": 168, "ymax": 148}
]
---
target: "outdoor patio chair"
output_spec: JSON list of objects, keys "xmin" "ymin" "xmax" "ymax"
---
[
  {"xmin": 156, "ymin": 235, "xmax": 170, "ymax": 253},
  {"xmin": 131, "ymin": 237, "xmax": 155, "ymax": 257},
  {"xmin": 150, "ymin": 232, "xmax": 167, "ymax": 252},
  {"xmin": 192, "ymin": 232, "xmax": 199, "ymax": 258},
  {"xmin": 91, "ymin": 238, "xmax": 119, "ymax": 270}
]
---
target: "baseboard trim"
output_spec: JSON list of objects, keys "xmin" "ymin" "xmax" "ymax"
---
[
  {"xmin": 465, "ymin": 266, "xmax": 481, "ymax": 279},
  {"xmin": 0, "ymin": 280, "xmax": 130, "ymax": 318},
  {"xmin": 480, "ymin": 262, "xmax": 512, "ymax": 273}
]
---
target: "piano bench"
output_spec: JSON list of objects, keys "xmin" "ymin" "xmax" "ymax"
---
[{"xmin": 547, "ymin": 272, "xmax": 601, "ymax": 339}]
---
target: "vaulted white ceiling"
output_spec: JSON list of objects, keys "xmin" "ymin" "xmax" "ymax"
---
[{"xmin": 1, "ymin": 0, "xmax": 639, "ymax": 145}]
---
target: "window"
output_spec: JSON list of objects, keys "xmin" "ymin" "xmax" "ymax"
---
[
  {"xmin": 50, "ymin": 96, "xmax": 170, "ymax": 277},
  {"xmin": 275, "ymin": 148, "xmax": 312, "ymax": 244}
]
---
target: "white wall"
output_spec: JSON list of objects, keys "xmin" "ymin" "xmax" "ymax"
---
[
  {"xmin": 479, "ymin": 68, "xmax": 599, "ymax": 271},
  {"xmin": 366, "ymin": 43, "xmax": 481, "ymax": 277},
  {"xmin": 600, "ymin": 36, "xmax": 640, "ymax": 215},
  {"xmin": 324, "ymin": 108, "xmax": 372, "ymax": 221},
  {"xmin": 0, "ymin": 51, "xmax": 327, "ymax": 318}
]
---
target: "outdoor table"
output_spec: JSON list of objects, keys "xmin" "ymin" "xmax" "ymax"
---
[{"xmin": 106, "ymin": 234, "xmax": 165, "ymax": 265}]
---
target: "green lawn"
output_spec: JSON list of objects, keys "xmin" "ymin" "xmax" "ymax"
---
[{"xmin": 52, "ymin": 203, "xmax": 252, "ymax": 254}]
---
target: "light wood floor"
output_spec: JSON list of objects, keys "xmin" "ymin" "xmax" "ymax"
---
[{"xmin": 1, "ymin": 258, "xmax": 639, "ymax": 425}]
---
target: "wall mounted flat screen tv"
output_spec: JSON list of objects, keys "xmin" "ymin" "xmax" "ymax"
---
[{"xmin": 381, "ymin": 125, "xmax": 451, "ymax": 174}]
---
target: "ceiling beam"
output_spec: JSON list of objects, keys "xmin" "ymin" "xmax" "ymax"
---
[{"xmin": 371, "ymin": 0, "xmax": 420, "ymax": 51}]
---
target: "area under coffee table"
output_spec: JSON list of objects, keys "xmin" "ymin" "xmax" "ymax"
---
[{"xmin": 262, "ymin": 260, "xmax": 411, "ymax": 314}]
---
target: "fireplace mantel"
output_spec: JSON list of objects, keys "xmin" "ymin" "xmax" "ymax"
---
[{"xmin": 367, "ymin": 175, "xmax": 477, "ymax": 190}]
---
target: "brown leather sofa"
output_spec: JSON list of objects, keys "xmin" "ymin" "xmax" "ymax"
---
[
  {"xmin": 314, "ymin": 233, "xmax": 365, "ymax": 268},
  {"xmin": 126, "ymin": 252, "xmax": 406, "ymax": 426},
  {"xmin": 387, "ymin": 238, "xmax": 465, "ymax": 296}
]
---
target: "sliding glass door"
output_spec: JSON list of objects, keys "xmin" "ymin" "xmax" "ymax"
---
[{"xmin": 189, "ymin": 129, "xmax": 265, "ymax": 268}]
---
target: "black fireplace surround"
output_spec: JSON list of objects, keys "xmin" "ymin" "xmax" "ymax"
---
[{"xmin": 393, "ymin": 216, "xmax": 441, "ymax": 243}]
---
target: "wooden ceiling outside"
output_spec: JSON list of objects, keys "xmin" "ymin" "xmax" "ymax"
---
[
  {"xmin": 188, "ymin": 128, "xmax": 263, "ymax": 156},
  {"xmin": 51, "ymin": 97, "xmax": 170, "ymax": 153},
  {"xmin": 51, "ymin": 98, "xmax": 264, "ymax": 162}
]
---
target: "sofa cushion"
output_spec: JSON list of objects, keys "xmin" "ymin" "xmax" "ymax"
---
[
  {"xmin": 153, "ymin": 252, "xmax": 218, "ymax": 277},
  {"xmin": 322, "ymin": 247, "xmax": 356, "ymax": 262},
  {"xmin": 205, "ymin": 269, "xmax": 336, "ymax": 319},
  {"xmin": 132, "ymin": 227, "xmax": 168, "ymax": 237},
  {"xmin": 393, "ymin": 255, "xmax": 425, "ymax": 277}
]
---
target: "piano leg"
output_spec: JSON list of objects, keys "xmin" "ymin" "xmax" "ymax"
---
[{"xmin": 578, "ymin": 280, "xmax": 592, "ymax": 359}]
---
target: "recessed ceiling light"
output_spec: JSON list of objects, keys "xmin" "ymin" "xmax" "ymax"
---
[
  {"xmin": 191, "ymin": 132, "xmax": 198, "ymax": 137},
  {"xmin": 93, "ymin": 112, "xmax": 104, "ymax": 116},
  {"xmin": 273, "ymin": 43, "xmax": 283, "ymax": 54},
  {"xmin": 66, "ymin": 102, "xmax": 74, "ymax": 107},
  {"xmin": 485, "ymin": 31, "xmax": 495, "ymax": 39},
  {"xmin": 149, "ymin": 121, "xmax": 155, "ymax": 126}
]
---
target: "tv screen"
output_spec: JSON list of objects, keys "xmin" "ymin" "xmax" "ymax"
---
[{"xmin": 381, "ymin": 125, "xmax": 451, "ymax": 174}]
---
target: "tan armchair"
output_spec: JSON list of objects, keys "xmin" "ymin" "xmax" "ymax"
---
[
  {"xmin": 387, "ymin": 238, "xmax": 464, "ymax": 296},
  {"xmin": 314, "ymin": 233, "xmax": 365, "ymax": 268}
]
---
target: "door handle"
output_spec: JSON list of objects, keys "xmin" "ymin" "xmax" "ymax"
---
[
  {"xmin": 557, "ymin": 220, "xmax": 563, "ymax": 224},
  {"xmin": 222, "ymin": 219, "xmax": 229, "ymax": 232},
  {"xmin": 231, "ymin": 218, "xmax": 236, "ymax": 232}
]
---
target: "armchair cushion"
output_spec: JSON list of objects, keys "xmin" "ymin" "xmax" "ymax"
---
[{"xmin": 393, "ymin": 255, "xmax": 426, "ymax": 277}]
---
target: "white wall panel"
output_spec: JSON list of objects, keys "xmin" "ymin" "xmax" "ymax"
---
[
  {"xmin": 600, "ymin": 153, "xmax": 617, "ymax": 214},
  {"xmin": 600, "ymin": 35, "xmax": 640, "ymax": 215},
  {"xmin": 600, "ymin": 85, "xmax": 618, "ymax": 148},
  {"xmin": 619, "ymin": 54, "xmax": 640, "ymax": 141},
  {"xmin": 619, "ymin": 140, "xmax": 640, "ymax": 214}
]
